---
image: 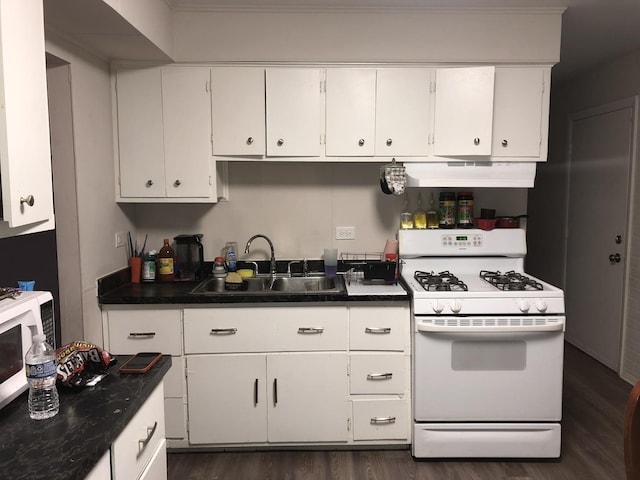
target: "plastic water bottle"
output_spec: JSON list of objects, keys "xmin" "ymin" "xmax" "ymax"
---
[
  {"xmin": 25, "ymin": 334, "xmax": 59, "ymax": 420},
  {"xmin": 225, "ymin": 246, "xmax": 237, "ymax": 272}
]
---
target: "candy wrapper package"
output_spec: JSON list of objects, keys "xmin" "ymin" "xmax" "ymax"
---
[{"xmin": 56, "ymin": 341, "xmax": 117, "ymax": 387}]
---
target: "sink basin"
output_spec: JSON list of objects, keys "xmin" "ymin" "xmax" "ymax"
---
[{"xmin": 190, "ymin": 275, "xmax": 345, "ymax": 295}]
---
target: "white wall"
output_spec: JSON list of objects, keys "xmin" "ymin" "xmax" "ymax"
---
[
  {"xmin": 528, "ymin": 49, "xmax": 640, "ymax": 383},
  {"xmin": 46, "ymin": 33, "xmax": 135, "ymax": 346}
]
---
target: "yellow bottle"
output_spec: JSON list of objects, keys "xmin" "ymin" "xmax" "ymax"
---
[
  {"xmin": 427, "ymin": 192, "xmax": 439, "ymax": 229},
  {"xmin": 400, "ymin": 198, "xmax": 414, "ymax": 229},
  {"xmin": 413, "ymin": 193, "xmax": 427, "ymax": 229}
]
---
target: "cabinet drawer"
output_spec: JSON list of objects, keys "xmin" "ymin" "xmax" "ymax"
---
[
  {"xmin": 107, "ymin": 309, "xmax": 182, "ymax": 356},
  {"xmin": 111, "ymin": 382, "xmax": 165, "ymax": 480},
  {"xmin": 349, "ymin": 306, "xmax": 408, "ymax": 351},
  {"xmin": 184, "ymin": 306, "xmax": 348, "ymax": 353},
  {"xmin": 350, "ymin": 353, "xmax": 406, "ymax": 394},
  {"xmin": 184, "ymin": 309, "xmax": 270, "ymax": 353},
  {"xmin": 352, "ymin": 399, "xmax": 409, "ymax": 441}
]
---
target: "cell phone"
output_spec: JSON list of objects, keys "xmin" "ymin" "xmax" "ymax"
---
[{"xmin": 119, "ymin": 352, "xmax": 162, "ymax": 374}]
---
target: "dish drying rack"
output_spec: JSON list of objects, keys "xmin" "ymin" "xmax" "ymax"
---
[{"xmin": 340, "ymin": 252, "xmax": 398, "ymax": 285}]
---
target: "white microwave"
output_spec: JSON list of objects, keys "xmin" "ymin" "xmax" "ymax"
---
[{"xmin": 0, "ymin": 291, "xmax": 54, "ymax": 410}]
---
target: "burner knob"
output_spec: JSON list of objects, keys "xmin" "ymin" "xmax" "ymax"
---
[
  {"xmin": 535, "ymin": 300, "xmax": 548, "ymax": 313},
  {"xmin": 432, "ymin": 302, "xmax": 444, "ymax": 314},
  {"xmin": 450, "ymin": 301, "xmax": 462, "ymax": 314},
  {"xmin": 517, "ymin": 299, "xmax": 530, "ymax": 313}
]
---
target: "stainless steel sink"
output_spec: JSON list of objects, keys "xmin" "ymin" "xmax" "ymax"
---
[{"xmin": 190, "ymin": 275, "xmax": 345, "ymax": 295}]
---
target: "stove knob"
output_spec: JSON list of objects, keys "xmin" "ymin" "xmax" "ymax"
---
[
  {"xmin": 536, "ymin": 300, "xmax": 548, "ymax": 313},
  {"xmin": 517, "ymin": 299, "xmax": 530, "ymax": 313},
  {"xmin": 450, "ymin": 301, "xmax": 462, "ymax": 314},
  {"xmin": 432, "ymin": 301, "xmax": 444, "ymax": 314}
]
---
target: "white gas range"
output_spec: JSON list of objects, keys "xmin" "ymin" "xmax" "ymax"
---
[{"xmin": 399, "ymin": 229, "xmax": 565, "ymax": 459}]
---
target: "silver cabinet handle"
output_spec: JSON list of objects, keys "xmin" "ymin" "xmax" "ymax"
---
[
  {"xmin": 474, "ymin": 137, "xmax": 480, "ymax": 145},
  {"xmin": 145, "ymin": 179, "xmax": 153, "ymax": 187},
  {"xmin": 298, "ymin": 327, "xmax": 324, "ymax": 334},
  {"xmin": 277, "ymin": 138, "xmax": 284, "ymax": 146},
  {"xmin": 247, "ymin": 136, "xmax": 254, "ymax": 145},
  {"xmin": 173, "ymin": 179, "xmax": 181, "ymax": 187},
  {"xmin": 210, "ymin": 328, "xmax": 238, "ymax": 335},
  {"xmin": 358, "ymin": 139, "xmax": 365, "ymax": 146},
  {"xmin": 137, "ymin": 421, "xmax": 158, "ymax": 458},
  {"xmin": 273, "ymin": 378, "xmax": 278, "ymax": 405},
  {"xmin": 370, "ymin": 417, "xmax": 396, "ymax": 424},
  {"xmin": 128, "ymin": 332, "xmax": 156, "ymax": 338},
  {"xmin": 367, "ymin": 372, "xmax": 393, "ymax": 380},
  {"xmin": 254, "ymin": 378, "xmax": 259, "ymax": 405},
  {"xmin": 20, "ymin": 195, "xmax": 35, "ymax": 207},
  {"xmin": 365, "ymin": 327, "xmax": 391, "ymax": 334},
  {"xmin": 386, "ymin": 138, "xmax": 392, "ymax": 146},
  {"xmin": 501, "ymin": 139, "xmax": 508, "ymax": 147}
]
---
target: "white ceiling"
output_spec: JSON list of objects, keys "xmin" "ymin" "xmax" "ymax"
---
[{"xmin": 168, "ymin": 0, "xmax": 640, "ymax": 84}]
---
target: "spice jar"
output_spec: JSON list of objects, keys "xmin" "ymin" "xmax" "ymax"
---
[
  {"xmin": 457, "ymin": 191, "xmax": 474, "ymax": 228},
  {"xmin": 439, "ymin": 192, "xmax": 456, "ymax": 229}
]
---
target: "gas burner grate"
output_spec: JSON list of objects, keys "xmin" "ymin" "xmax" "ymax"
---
[
  {"xmin": 414, "ymin": 270, "xmax": 468, "ymax": 292},
  {"xmin": 479, "ymin": 270, "xmax": 543, "ymax": 291}
]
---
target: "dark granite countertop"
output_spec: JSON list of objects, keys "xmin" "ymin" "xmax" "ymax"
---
[
  {"xmin": 98, "ymin": 266, "xmax": 409, "ymax": 305},
  {"xmin": 0, "ymin": 355, "xmax": 171, "ymax": 480}
]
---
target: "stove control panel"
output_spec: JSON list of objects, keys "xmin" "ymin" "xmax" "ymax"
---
[{"xmin": 441, "ymin": 234, "xmax": 483, "ymax": 248}]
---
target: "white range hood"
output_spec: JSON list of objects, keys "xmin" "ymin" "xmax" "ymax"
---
[{"xmin": 404, "ymin": 161, "xmax": 537, "ymax": 188}]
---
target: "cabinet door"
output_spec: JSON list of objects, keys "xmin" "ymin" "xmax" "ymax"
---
[
  {"xmin": 492, "ymin": 67, "xmax": 546, "ymax": 158},
  {"xmin": 186, "ymin": 354, "xmax": 268, "ymax": 444},
  {"xmin": 266, "ymin": 68, "xmax": 322, "ymax": 157},
  {"xmin": 116, "ymin": 67, "xmax": 166, "ymax": 197},
  {"xmin": 375, "ymin": 69, "xmax": 431, "ymax": 156},
  {"xmin": 0, "ymin": 0, "xmax": 53, "ymax": 228},
  {"xmin": 433, "ymin": 66, "xmax": 495, "ymax": 156},
  {"xmin": 162, "ymin": 67, "xmax": 213, "ymax": 198},
  {"xmin": 267, "ymin": 352, "xmax": 348, "ymax": 443},
  {"xmin": 211, "ymin": 67, "xmax": 265, "ymax": 155},
  {"xmin": 325, "ymin": 69, "xmax": 376, "ymax": 156}
]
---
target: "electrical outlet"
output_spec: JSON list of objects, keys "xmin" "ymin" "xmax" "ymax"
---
[
  {"xmin": 335, "ymin": 226, "xmax": 356, "ymax": 240},
  {"xmin": 115, "ymin": 232, "xmax": 126, "ymax": 248}
]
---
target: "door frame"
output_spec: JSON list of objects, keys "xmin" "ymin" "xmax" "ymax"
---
[{"xmin": 563, "ymin": 96, "xmax": 638, "ymax": 373}]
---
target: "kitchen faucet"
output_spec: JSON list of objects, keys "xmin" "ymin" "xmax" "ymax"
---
[{"xmin": 244, "ymin": 234, "xmax": 277, "ymax": 277}]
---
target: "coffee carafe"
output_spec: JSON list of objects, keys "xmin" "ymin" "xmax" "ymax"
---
[{"xmin": 174, "ymin": 234, "xmax": 204, "ymax": 281}]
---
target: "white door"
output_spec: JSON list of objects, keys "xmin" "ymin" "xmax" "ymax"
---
[
  {"xmin": 211, "ymin": 67, "xmax": 266, "ymax": 155},
  {"xmin": 433, "ymin": 66, "xmax": 495, "ymax": 156},
  {"xmin": 325, "ymin": 68, "xmax": 376, "ymax": 156},
  {"xmin": 266, "ymin": 68, "xmax": 322, "ymax": 157},
  {"xmin": 565, "ymin": 99, "xmax": 635, "ymax": 371},
  {"xmin": 267, "ymin": 352, "xmax": 348, "ymax": 443},
  {"xmin": 186, "ymin": 354, "xmax": 268, "ymax": 444}
]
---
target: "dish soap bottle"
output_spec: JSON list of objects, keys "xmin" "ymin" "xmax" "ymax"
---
[
  {"xmin": 413, "ymin": 193, "xmax": 427, "ymax": 229},
  {"xmin": 157, "ymin": 239, "xmax": 175, "ymax": 282},
  {"xmin": 427, "ymin": 192, "xmax": 439, "ymax": 229}
]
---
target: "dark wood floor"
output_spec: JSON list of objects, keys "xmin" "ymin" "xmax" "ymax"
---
[{"xmin": 167, "ymin": 343, "xmax": 632, "ymax": 479}]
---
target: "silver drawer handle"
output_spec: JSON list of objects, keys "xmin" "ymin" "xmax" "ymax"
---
[
  {"xmin": 370, "ymin": 416, "xmax": 396, "ymax": 425},
  {"xmin": 137, "ymin": 421, "xmax": 158, "ymax": 458},
  {"xmin": 128, "ymin": 332, "xmax": 156, "ymax": 338},
  {"xmin": 210, "ymin": 328, "xmax": 238, "ymax": 335},
  {"xmin": 365, "ymin": 327, "xmax": 391, "ymax": 334},
  {"xmin": 298, "ymin": 327, "xmax": 324, "ymax": 334},
  {"xmin": 367, "ymin": 372, "xmax": 393, "ymax": 380}
]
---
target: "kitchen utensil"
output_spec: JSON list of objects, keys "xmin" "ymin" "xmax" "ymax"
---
[
  {"xmin": 174, "ymin": 234, "xmax": 205, "ymax": 281},
  {"xmin": 379, "ymin": 159, "xmax": 406, "ymax": 195}
]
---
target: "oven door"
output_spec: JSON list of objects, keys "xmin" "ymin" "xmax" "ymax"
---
[{"xmin": 413, "ymin": 316, "xmax": 564, "ymax": 422}]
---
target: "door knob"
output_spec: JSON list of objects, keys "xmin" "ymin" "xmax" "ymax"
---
[
  {"xmin": 609, "ymin": 253, "xmax": 621, "ymax": 263},
  {"xmin": 615, "ymin": 235, "xmax": 622, "ymax": 244}
]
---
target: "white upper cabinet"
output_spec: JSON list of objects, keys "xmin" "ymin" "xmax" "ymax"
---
[
  {"xmin": 0, "ymin": 0, "xmax": 54, "ymax": 235},
  {"xmin": 211, "ymin": 67, "xmax": 266, "ymax": 156},
  {"xmin": 375, "ymin": 68, "xmax": 431, "ymax": 157},
  {"xmin": 325, "ymin": 69, "xmax": 376, "ymax": 156},
  {"xmin": 115, "ymin": 66, "xmax": 216, "ymax": 202},
  {"xmin": 266, "ymin": 68, "xmax": 322, "ymax": 157},
  {"xmin": 433, "ymin": 66, "xmax": 495, "ymax": 156},
  {"xmin": 492, "ymin": 67, "xmax": 548, "ymax": 159}
]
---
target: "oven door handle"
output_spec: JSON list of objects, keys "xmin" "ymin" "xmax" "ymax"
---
[{"xmin": 416, "ymin": 323, "xmax": 564, "ymax": 333}]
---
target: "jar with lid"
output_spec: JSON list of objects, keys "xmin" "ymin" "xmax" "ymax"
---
[
  {"xmin": 213, "ymin": 257, "xmax": 227, "ymax": 278},
  {"xmin": 157, "ymin": 239, "xmax": 175, "ymax": 282},
  {"xmin": 457, "ymin": 191, "xmax": 474, "ymax": 228},
  {"xmin": 439, "ymin": 192, "xmax": 456, "ymax": 229}
]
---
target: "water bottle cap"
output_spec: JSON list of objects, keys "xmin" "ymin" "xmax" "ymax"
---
[{"xmin": 33, "ymin": 334, "xmax": 46, "ymax": 343}]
